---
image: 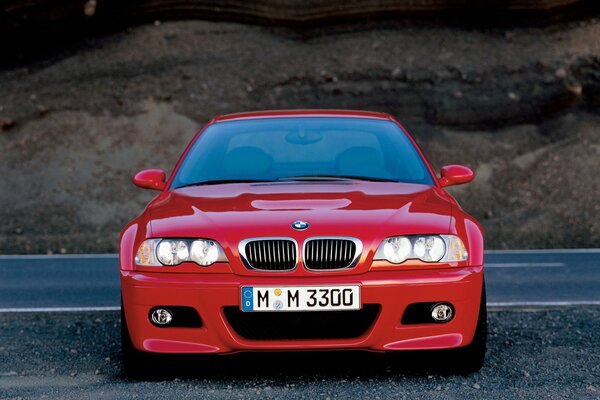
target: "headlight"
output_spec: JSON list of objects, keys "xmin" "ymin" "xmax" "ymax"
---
[
  {"xmin": 157, "ymin": 240, "xmax": 189, "ymax": 265},
  {"xmin": 413, "ymin": 236, "xmax": 445, "ymax": 262},
  {"xmin": 135, "ymin": 238, "xmax": 227, "ymax": 267},
  {"xmin": 190, "ymin": 240, "xmax": 222, "ymax": 266},
  {"xmin": 374, "ymin": 235, "xmax": 467, "ymax": 264},
  {"xmin": 382, "ymin": 237, "xmax": 411, "ymax": 263}
]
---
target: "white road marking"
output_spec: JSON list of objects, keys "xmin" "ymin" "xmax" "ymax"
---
[
  {"xmin": 489, "ymin": 301, "xmax": 600, "ymax": 307},
  {"xmin": 0, "ymin": 254, "xmax": 118, "ymax": 260},
  {"xmin": 485, "ymin": 248, "xmax": 600, "ymax": 254},
  {"xmin": 2, "ymin": 302, "xmax": 600, "ymax": 313},
  {"xmin": 486, "ymin": 262, "xmax": 565, "ymax": 268},
  {"xmin": 0, "ymin": 248, "xmax": 597, "ymax": 259},
  {"xmin": 0, "ymin": 307, "xmax": 120, "ymax": 313}
]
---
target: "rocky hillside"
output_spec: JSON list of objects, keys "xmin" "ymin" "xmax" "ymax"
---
[
  {"xmin": 2, "ymin": 0, "xmax": 599, "ymax": 64},
  {"xmin": 0, "ymin": 16, "xmax": 599, "ymax": 253}
]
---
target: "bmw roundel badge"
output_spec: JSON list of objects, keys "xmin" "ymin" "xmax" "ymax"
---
[{"xmin": 291, "ymin": 220, "xmax": 310, "ymax": 230}]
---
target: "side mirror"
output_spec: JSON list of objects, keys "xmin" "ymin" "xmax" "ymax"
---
[
  {"xmin": 133, "ymin": 169, "xmax": 166, "ymax": 190},
  {"xmin": 439, "ymin": 165, "xmax": 475, "ymax": 187}
]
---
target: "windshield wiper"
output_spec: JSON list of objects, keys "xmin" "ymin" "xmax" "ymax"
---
[
  {"xmin": 176, "ymin": 179, "xmax": 274, "ymax": 188},
  {"xmin": 176, "ymin": 175, "xmax": 398, "ymax": 188},
  {"xmin": 275, "ymin": 175, "xmax": 397, "ymax": 183}
]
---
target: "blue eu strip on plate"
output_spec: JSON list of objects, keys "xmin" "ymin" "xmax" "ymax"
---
[{"xmin": 241, "ymin": 286, "xmax": 254, "ymax": 311}]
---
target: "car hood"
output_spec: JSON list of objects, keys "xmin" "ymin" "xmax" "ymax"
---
[{"xmin": 148, "ymin": 181, "xmax": 454, "ymax": 245}]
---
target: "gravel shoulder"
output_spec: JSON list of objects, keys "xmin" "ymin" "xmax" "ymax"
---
[{"xmin": 0, "ymin": 308, "xmax": 599, "ymax": 399}]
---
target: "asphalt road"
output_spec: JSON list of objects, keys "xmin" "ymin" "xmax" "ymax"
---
[
  {"xmin": 0, "ymin": 250, "xmax": 599, "ymax": 399},
  {"xmin": 0, "ymin": 250, "xmax": 598, "ymax": 309}
]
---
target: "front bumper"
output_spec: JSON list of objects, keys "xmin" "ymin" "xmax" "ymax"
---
[{"xmin": 121, "ymin": 266, "xmax": 483, "ymax": 354}]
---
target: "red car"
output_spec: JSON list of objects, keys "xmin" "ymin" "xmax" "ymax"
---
[{"xmin": 120, "ymin": 110, "xmax": 486, "ymax": 375}]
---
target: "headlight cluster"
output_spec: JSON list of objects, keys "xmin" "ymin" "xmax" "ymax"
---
[
  {"xmin": 374, "ymin": 235, "xmax": 467, "ymax": 264},
  {"xmin": 135, "ymin": 239, "xmax": 227, "ymax": 267}
]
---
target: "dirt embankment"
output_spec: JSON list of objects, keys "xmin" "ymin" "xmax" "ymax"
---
[
  {"xmin": 2, "ymin": 0, "xmax": 597, "ymax": 48},
  {"xmin": 0, "ymin": 18, "xmax": 599, "ymax": 253}
]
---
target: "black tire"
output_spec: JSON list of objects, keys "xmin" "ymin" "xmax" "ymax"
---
[
  {"xmin": 452, "ymin": 281, "xmax": 487, "ymax": 374},
  {"xmin": 121, "ymin": 300, "xmax": 151, "ymax": 377}
]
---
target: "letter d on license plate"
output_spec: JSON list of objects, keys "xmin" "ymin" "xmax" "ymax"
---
[{"xmin": 241, "ymin": 285, "xmax": 360, "ymax": 312}]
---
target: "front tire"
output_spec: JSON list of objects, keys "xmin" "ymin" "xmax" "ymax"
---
[
  {"xmin": 452, "ymin": 282, "xmax": 487, "ymax": 374},
  {"xmin": 121, "ymin": 300, "xmax": 151, "ymax": 377}
]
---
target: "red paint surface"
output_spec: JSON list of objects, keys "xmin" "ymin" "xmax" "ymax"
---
[
  {"xmin": 132, "ymin": 169, "xmax": 166, "ymax": 191},
  {"xmin": 121, "ymin": 110, "xmax": 484, "ymax": 354},
  {"xmin": 439, "ymin": 165, "xmax": 476, "ymax": 187}
]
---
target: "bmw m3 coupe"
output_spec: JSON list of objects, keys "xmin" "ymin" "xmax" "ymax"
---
[{"xmin": 120, "ymin": 110, "xmax": 486, "ymax": 375}]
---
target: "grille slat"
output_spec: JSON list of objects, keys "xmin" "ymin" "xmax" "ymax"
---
[
  {"xmin": 334, "ymin": 240, "xmax": 338, "ymax": 269},
  {"xmin": 243, "ymin": 239, "xmax": 296, "ymax": 271},
  {"xmin": 255, "ymin": 241, "xmax": 260, "ymax": 265},
  {"xmin": 265, "ymin": 241, "xmax": 270, "ymax": 268},
  {"xmin": 270, "ymin": 241, "xmax": 275, "ymax": 269},
  {"xmin": 304, "ymin": 238, "xmax": 359, "ymax": 270}
]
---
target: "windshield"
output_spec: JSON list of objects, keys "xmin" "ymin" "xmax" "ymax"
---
[{"xmin": 171, "ymin": 117, "xmax": 434, "ymax": 188}]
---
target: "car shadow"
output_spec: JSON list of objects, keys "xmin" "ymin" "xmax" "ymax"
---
[{"xmin": 119, "ymin": 349, "xmax": 465, "ymax": 381}]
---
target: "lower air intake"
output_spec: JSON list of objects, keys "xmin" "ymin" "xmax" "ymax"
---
[{"xmin": 223, "ymin": 305, "xmax": 380, "ymax": 340}]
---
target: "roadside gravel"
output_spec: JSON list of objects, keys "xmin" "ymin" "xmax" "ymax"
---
[{"xmin": 0, "ymin": 307, "xmax": 599, "ymax": 399}]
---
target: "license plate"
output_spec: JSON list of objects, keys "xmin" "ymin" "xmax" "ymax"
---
[{"xmin": 240, "ymin": 285, "xmax": 360, "ymax": 312}]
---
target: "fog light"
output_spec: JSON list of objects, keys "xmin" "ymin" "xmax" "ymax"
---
[
  {"xmin": 431, "ymin": 303, "xmax": 453, "ymax": 322},
  {"xmin": 150, "ymin": 308, "xmax": 173, "ymax": 326}
]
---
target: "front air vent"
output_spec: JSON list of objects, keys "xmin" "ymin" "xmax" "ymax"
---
[
  {"xmin": 303, "ymin": 237, "xmax": 362, "ymax": 270},
  {"xmin": 224, "ymin": 305, "xmax": 381, "ymax": 340},
  {"xmin": 240, "ymin": 238, "xmax": 297, "ymax": 271}
]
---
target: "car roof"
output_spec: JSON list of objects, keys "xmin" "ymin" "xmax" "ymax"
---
[{"xmin": 213, "ymin": 109, "xmax": 392, "ymax": 122}]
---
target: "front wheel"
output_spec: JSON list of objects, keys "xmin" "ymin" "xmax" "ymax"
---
[
  {"xmin": 452, "ymin": 282, "xmax": 487, "ymax": 374},
  {"xmin": 121, "ymin": 300, "xmax": 152, "ymax": 377}
]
